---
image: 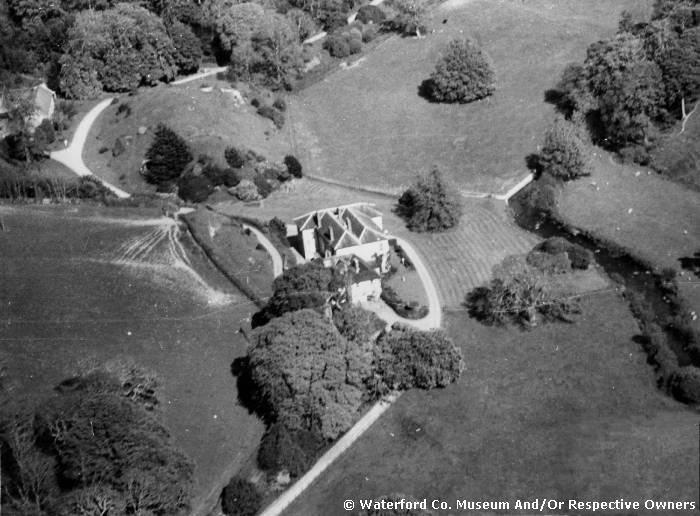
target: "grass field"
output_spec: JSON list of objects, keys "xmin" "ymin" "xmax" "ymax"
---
[
  {"xmin": 0, "ymin": 205, "xmax": 264, "ymax": 515},
  {"xmin": 284, "ymin": 293, "xmax": 700, "ymax": 515},
  {"xmin": 557, "ymin": 152, "xmax": 700, "ymax": 272},
  {"xmin": 289, "ymin": 0, "xmax": 652, "ymax": 195},
  {"xmin": 83, "ymin": 78, "xmax": 294, "ymax": 194},
  {"xmin": 211, "ymin": 178, "xmax": 538, "ymax": 308}
]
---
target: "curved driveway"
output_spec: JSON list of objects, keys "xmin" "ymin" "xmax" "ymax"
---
[
  {"xmin": 50, "ymin": 98, "xmax": 130, "ymax": 199},
  {"xmin": 242, "ymin": 223, "xmax": 284, "ymax": 278}
]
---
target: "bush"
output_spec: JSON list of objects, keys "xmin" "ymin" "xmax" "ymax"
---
[
  {"xmin": 273, "ymin": 97, "xmax": 287, "ymax": 112},
  {"xmin": 534, "ymin": 237, "xmax": 593, "ymax": 270},
  {"xmin": 374, "ymin": 325, "xmax": 464, "ymax": 391},
  {"xmin": 229, "ymin": 179, "xmax": 260, "ymax": 201},
  {"xmin": 224, "ymin": 146, "xmax": 246, "ymax": 168},
  {"xmin": 324, "ymin": 34, "xmax": 351, "ymax": 58},
  {"xmin": 257, "ymin": 423, "xmax": 325, "ymax": 477},
  {"xmin": 423, "ymin": 38, "xmax": 495, "ymax": 103},
  {"xmin": 348, "ymin": 37, "xmax": 362, "ymax": 54},
  {"xmin": 253, "ymin": 175, "xmax": 273, "ymax": 198},
  {"xmin": 284, "ymin": 154, "xmax": 303, "ymax": 178},
  {"xmin": 221, "ymin": 477, "xmax": 262, "ymax": 516},
  {"xmin": 168, "ymin": 20, "xmax": 202, "ymax": 75},
  {"xmin": 538, "ymin": 117, "xmax": 591, "ymax": 181},
  {"xmin": 356, "ymin": 4, "xmax": 386, "ymax": 24},
  {"xmin": 178, "ymin": 174, "xmax": 214, "ymax": 202},
  {"xmin": 362, "ymin": 23, "xmax": 379, "ymax": 43},
  {"xmin": 670, "ymin": 366, "xmax": 700, "ymax": 403},
  {"xmin": 144, "ymin": 124, "xmax": 192, "ymax": 185},
  {"xmin": 380, "ymin": 285, "xmax": 428, "ymax": 319},
  {"xmin": 526, "ymin": 250, "xmax": 571, "ymax": 274},
  {"xmin": 202, "ymin": 163, "xmax": 229, "ymax": 186},
  {"xmin": 396, "ymin": 168, "xmax": 462, "ymax": 232},
  {"xmin": 257, "ymin": 105, "xmax": 285, "ymax": 129}
]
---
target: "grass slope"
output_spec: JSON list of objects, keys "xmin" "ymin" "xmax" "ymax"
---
[
  {"xmin": 289, "ymin": 0, "xmax": 652, "ymax": 194},
  {"xmin": 557, "ymin": 152, "xmax": 700, "ymax": 272},
  {"xmin": 211, "ymin": 178, "xmax": 538, "ymax": 307},
  {"xmin": 284, "ymin": 294, "xmax": 700, "ymax": 515},
  {"xmin": 83, "ymin": 78, "xmax": 293, "ymax": 194},
  {"xmin": 0, "ymin": 205, "xmax": 264, "ymax": 515}
]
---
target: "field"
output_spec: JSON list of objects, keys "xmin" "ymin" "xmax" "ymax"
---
[
  {"xmin": 289, "ymin": 0, "xmax": 652, "ymax": 195},
  {"xmin": 557, "ymin": 152, "xmax": 700, "ymax": 272},
  {"xmin": 82, "ymin": 78, "xmax": 294, "ymax": 194},
  {"xmin": 0, "ymin": 205, "xmax": 264, "ymax": 516},
  {"xmin": 211, "ymin": 178, "xmax": 538, "ymax": 307},
  {"xmin": 284, "ymin": 293, "xmax": 700, "ymax": 515}
]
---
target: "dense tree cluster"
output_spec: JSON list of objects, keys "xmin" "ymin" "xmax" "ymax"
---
[
  {"xmin": 551, "ymin": 0, "xmax": 700, "ymax": 161},
  {"xmin": 0, "ymin": 365, "xmax": 193, "ymax": 516},
  {"xmin": 397, "ymin": 168, "xmax": 462, "ymax": 232},
  {"xmin": 536, "ymin": 117, "xmax": 591, "ymax": 181},
  {"xmin": 422, "ymin": 38, "xmax": 495, "ymax": 104},
  {"xmin": 144, "ymin": 123, "xmax": 193, "ymax": 187}
]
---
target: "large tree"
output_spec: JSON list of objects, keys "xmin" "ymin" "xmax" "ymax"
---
[
  {"xmin": 396, "ymin": 168, "xmax": 462, "ymax": 232},
  {"xmin": 424, "ymin": 38, "xmax": 495, "ymax": 104},
  {"xmin": 144, "ymin": 124, "xmax": 193, "ymax": 186},
  {"xmin": 247, "ymin": 309, "xmax": 373, "ymax": 439},
  {"xmin": 538, "ymin": 117, "xmax": 591, "ymax": 180}
]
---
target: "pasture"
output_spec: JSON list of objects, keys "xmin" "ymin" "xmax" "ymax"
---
[
  {"xmin": 289, "ymin": 0, "xmax": 652, "ymax": 195},
  {"xmin": 284, "ymin": 293, "xmax": 700, "ymax": 515},
  {"xmin": 0, "ymin": 205, "xmax": 264, "ymax": 515}
]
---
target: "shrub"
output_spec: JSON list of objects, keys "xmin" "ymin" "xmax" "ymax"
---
[
  {"xmin": 144, "ymin": 124, "xmax": 192, "ymax": 185},
  {"xmin": 221, "ymin": 477, "xmax": 262, "ymax": 516},
  {"xmin": 222, "ymin": 168, "xmax": 241, "ymax": 187},
  {"xmin": 356, "ymin": 4, "xmax": 386, "ymax": 24},
  {"xmin": 284, "ymin": 155, "xmax": 303, "ymax": 178},
  {"xmin": 253, "ymin": 175, "xmax": 273, "ymax": 198},
  {"xmin": 566, "ymin": 244, "xmax": 593, "ymax": 269},
  {"xmin": 381, "ymin": 285, "xmax": 428, "ymax": 319},
  {"xmin": 257, "ymin": 423, "xmax": 325, "ymax": 477},
  {"xmin": 423, "ymin": 38, "xmax": 495, "ymax": 103},
  {"xmin": 534, "ymin": 237, "xmax": 592, "ymax": 269},
  {"xmin": 374, "ymin": 325, "xmax": 464, "ymax": 391},
  {"xmin": 229, "ymin": 179, "xmax": 260, "ymax": 201},
  {"xmin": 670, "ymin": 366, "xmax": 700, "ymax": 403},
  {"xmin": 396, "ymin": 168, "xmax": 462, "ymax": 232},
  {"xmin": 324, "ymin": 34, "xmax": 351, "ymax": 58},
  {"xmin": 224, "ymin": 146, "xmax": 246, "ymax": 168},
  {"xmin": 257, "ymin": 105, "xmax": 285, "ymax": 129},
  {"xmin": 273, "ymin": 96, "xmax": 287, "ymax": 112},
  {"xmin": 202, "ymin": 163, "xmax": 229, "ymax": 186},
  {"xmin": 168, "ymin": 20, "xmax": 202, "ymax": 75},
  {"xmin": 178, "ymin": 174, "xmax": 214, "ymax": 202},
  {"xmin": 526, "ymin": 250, "xmax": 571, "ymax": 274},
  {"xmin": 362, "ymin": 23, "xmax": 379, "ymax": 43},
  {"xmin": 538, "ymin": 117, "xmax": 591, "ymax": 181},
  {"xmin": 348, "ymin": 37, "xmax": 362, "ymax": 54}
]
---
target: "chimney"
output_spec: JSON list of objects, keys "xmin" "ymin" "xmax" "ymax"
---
[
  {"xmin": 353, "ymin": 257, "xmax": 359, "ymax": 273},
  {"xmin": 329, "ymin": 226, "xmax": 334, "ymax": 242}
]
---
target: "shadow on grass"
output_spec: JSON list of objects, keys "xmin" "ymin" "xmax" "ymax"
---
[
  {"xmin": 417, "ymin": 78, "xmax": 438, "ymax": 103},
  {"xmin": 679, "ymin": 252, "xmax": 700, "ymax": 278},
  {"xmin": 231, "ymin": 356, "xmax": 273, "ymax": 425}
]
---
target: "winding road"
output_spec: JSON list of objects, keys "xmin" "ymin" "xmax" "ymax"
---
[{"xmin": 50, "ymin": 98, "xmax": 130, "ymax": 198}]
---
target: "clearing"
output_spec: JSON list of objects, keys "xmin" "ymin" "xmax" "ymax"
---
[
  {"xmin": 283, "ymin": 293, "xmax": 700, "ymax": 515},
  {"xmin": 0, "ymin": 205, "xmax": 264, "ymax": 516},
  {"xmin": 210, "ymin": 178, "xmax": 538, "ymax": 308},
  {"xmin": 289, "ymin": 0, "xmax": 652, "ymax": 195}
]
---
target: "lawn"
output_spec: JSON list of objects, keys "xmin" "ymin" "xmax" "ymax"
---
[
  {"xmin": 284, "ymin": 292, "xmax": 700, "ymax": 515},
  {"xmin": 211, "ymin": 178, "xmax": 538, "ymax": 308},
  {"xmin": 82, "ymin": 78, "xmax": 294, "ymax": 194},
  {"xmin": 289, "ymin": 0, "xmax": 652, "ymax": 195},
  {"xmin": 557, "ymin": 151, "xmax": 700, "ymax": 272},
  {"xmin": 0, "ymin": 205, "xmax": 264, "ymax": 516}
]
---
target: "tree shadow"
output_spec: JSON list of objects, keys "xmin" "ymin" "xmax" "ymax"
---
[
  {"xmin": 417, "ymin": 78, "xmax": 438, "ymax": 103},
  {"xmin": 231, "ymin": 356, "xmax": 271, "ymax": 422},
  {"xmin": 679, "ymin": 252, "xmax": 700, "ymax": 278}
]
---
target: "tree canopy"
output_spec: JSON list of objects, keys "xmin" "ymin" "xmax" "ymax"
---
[{"xmin": 397, "ymin": 168, "xmax": 462, "ymax": 232}]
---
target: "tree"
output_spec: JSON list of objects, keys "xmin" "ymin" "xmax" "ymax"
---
[
  {"xmin": 221, "ymin": 477, "xmax": 262, "ymax": 516},
  {"xmin": 257, "ymin": 422, "xmax": 325, "ymax": 477},
  {"xmin": 59, "ymin": 4, "xmax": 178, "ymax": 98},
  {"xmin": 248, "ymin": 309, "xmax": 373, "ymax": 439},
  {"xmin": 168, "ymin": 20, "xmax": 203, "ymax": 75},
  {"xmin": 396, "ymin": 168, "xmax": 462, "ymax": 232},
  {"xmin": 332, "ymin": 305, "xmax": 383, "ymax": 344},
  {"xmin": 537, "ymin": 117, "xmax": 591, "ymax": 180},
  {"xmin": 373, "ymin": 325, "xmax": 463, "ymax": 392},
  {"xmin": 386, "ymin": 0, "xmax": 426, "ymax": 36},
  {"xmin": 144, "ymin": 124, "xmax": 193, "ymax": 185},
  {"xmin": 423, "ymin": 38, "xmax": 495, "ymax": 104}
]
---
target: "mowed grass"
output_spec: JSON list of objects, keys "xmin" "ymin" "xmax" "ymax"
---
[
  {"xmin": 284, "ymin": 293, "xmax": 700, "ymax": 516},
  {"xmin": 0, "ymin": 205, "xmax": 264, "ymax": 516},
  {"xmin": 289, "ymin": 0, "xmax": 652, "ymax": 194},
  {"xmin": 83, "ymin": 78, "xmax": 294, "ymax": 194},
  {"xmin": 211, "ymin": 178, "xmax": 538, "ymax": 307},
  {"xmin": 557, "ymin": 152, "xmax": 700, "ymax": 272}
]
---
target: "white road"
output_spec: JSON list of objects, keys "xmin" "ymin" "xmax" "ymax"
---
[{"xmin": 242, "ymin": 223, "xmax": 284, "ymax": 278}]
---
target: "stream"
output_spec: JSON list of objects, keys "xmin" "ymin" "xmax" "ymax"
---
[{"xmin": 509, "ymin": 185, "xmax": 692, "ymax": 366}]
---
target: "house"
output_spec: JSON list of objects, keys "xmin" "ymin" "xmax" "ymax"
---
[
  {"xmin": 0, "ymin": 83, "xmax": 57, "ymax": 138},
  {"xmin": 288, "ymin": 204, "xmax": 393, "ymax": 304}
]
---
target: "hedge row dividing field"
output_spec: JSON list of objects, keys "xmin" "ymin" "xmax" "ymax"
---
[
  {"xmin": 211, "ymin": 178, "xmax": 538, "ymax": 307},
  {"xmin": 289, "ymin": 0, "xmax": 652, "ymax": 195}
]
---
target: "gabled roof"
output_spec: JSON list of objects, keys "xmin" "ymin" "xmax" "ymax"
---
[{"xmin": 294, "ymin": 204, "xmax": 388, "ymax": 252}]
